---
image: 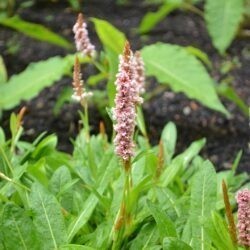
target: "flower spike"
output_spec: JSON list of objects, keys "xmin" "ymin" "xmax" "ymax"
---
[
  {"xmin": 73, "ymin": 13, "xmax": 95, "ymax": 57},
  {"xmin": 72, "ymin": 56, "xmax": 92, "ymax": 103},
  {"xmin": 113, "ymin": 41, "xmax": 137, "ymax": 161}
]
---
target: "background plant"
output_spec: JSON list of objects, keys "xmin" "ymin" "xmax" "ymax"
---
[{"xmin": 0, "ymin": 0, "xmax": 248, "ymax": 119}]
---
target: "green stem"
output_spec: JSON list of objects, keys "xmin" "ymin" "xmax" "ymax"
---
[
  {"xmin": 112, "ymin": 159, "xmax": 132, "ymax": 249},
  {"xmin": 0, "ymin": 172, "xmax": 30, "ymax": 191},
  {"xmin": 182, "ymin": 2, "xmax": 204, "ymax": 17},
  {"xmin": 0, "ymin": 145, "xmax": 14, "ymax": 174},
  {"xmin": 89, "ymin": 55, "xmax": 107, "ymax": 74},
  {"xmin": 80, "ymin": 101, "xmax": 90, "ymax": 142}
]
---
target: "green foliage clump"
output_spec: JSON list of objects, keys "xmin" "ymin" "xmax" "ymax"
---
[{"xmin": 0, "ymin": 112, "xmax": 248, "ymax": 249}]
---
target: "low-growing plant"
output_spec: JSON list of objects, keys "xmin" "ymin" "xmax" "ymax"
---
[{"xmin": 0, "ymin": 28, "xmax": 249, "ymax": 249}]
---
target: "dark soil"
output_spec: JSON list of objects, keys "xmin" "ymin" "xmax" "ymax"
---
[{"xmin": 1, "ymin": 0, "xmax": 249, "ymax": 173}]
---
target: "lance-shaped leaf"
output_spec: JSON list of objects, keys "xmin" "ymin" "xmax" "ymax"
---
[
  {"xmin": 141, "ymin": 43, "xmax": 230, "ymax": 116},
  {"xmin": 91, "ymin": 18, "xmax": 126, "ymax": 106},
  {"xmin": 0, "ymin": 15, "xmax": 71, "ymax": 48},
  {"xmin": 1, "ymin": 203, "xmax": 40, "ymax": 250},
  {"xmin": 189, "ymin": 160, "xmax": 217, "ymax": 250},
  {"xmin": 205, "ymin": 0, "xmax": 244, "ymax": 54},
  {"xmin": 147, "ymin": 201, "xmax": 177, "ymax": 241},
  {"xmin": 29, "ymin": 182, "xmax": 67, "ymax": 249},
  {"xmin": 0, "ymin": 55, "xmax": 75, "ymax": 110}
]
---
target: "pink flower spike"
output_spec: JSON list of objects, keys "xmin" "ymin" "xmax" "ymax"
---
[
  {"xmin": 113, "ymin": 41, "xmax": 137, "ymax": 161},
  {"xmin": 236, "ymin": 189, "xmax": 250, "ymax": 247},
  {"xmin": 73, "ymin": 13, "xmax": 95, "ymax": 58}
]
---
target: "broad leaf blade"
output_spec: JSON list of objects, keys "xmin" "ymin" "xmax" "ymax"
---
[
  {"xmin": 30, "ymin": 182, "xmax": 67, "ymax": 249},
  {"xmin": 0, "ymin": 55, "xmax": 74, "ymax": 110},
  {"xmin": 49, "ymin": 166, "xmax": 74, "ymax": 212},
  {"xmin": 0, "ymin": 15, "xmax": 71, "ymax": 48},
  {"xmin": 91, "ymin": 18, "xmax": 126, "ymax": 54},
  {"xmin": 141, "ymin": 43, "xmax": 229, "ymax": 116},
  {"xmin": 190, "ymin": 160, "xmax": 217, "ymax": 250},
  {"xmin": 1, "ymin": 203, "xmax": 40, "ymax": 250},
  {"xmin": 91, "ymin": 18, "xmax": 126, "ymax": 106},
  {"xmin": 205, "ymin": 0, "xmax": 244, "ymax": 54}
]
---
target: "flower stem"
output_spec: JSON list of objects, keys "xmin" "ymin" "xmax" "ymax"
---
[
  {"xmin": 81, "ymin": 101, "xmax": 90, "ymax": 142},
  {"xmin": 112, "ymin": 159, "xmax": 132, "ymax": 249}
]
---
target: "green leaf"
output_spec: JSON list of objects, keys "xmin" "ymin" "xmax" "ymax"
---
[
  {"xmin": 91, "ymin": 18, "xmax": 126, "ymax": 54},
  {"xmin": 31, "ymin": 134, "xmax": 57, "ymax": 159},
  {"xmin": 156, "ymin": 188, "xmax": 181, "ymax": 218},
  {"xmin": 10, "ymin": 112, "xmax": 18, "ymax": 138},
  {"xmin": 87, "ymin": 72, "xmax": 107, "ymax": 86},
  {"xmin": 53, "ymin": 87, "xmax": 72, "ymax": 116},
  {"xmin": 49, "ymin": 166, "xmax": 71, "ymax": 195},
  {"xmin": 205, "ymin": 0, "xmax": 244, "ymax": 54},
  {"xmin": 105, "ymin": 48, "xmax": 119, "ymax": 107},
  {"xmin": 147, "ymin": 200, "xmax": 177, "ymax": 240},
  {"xmin": 190, "ymin": 160, "xmax": 217, "ymax": 250},
  {"xmin": 216, "ymin": 82, "xmax": 248, "ymax": 116},
  {"xmin": 0, "ymin": 55, "xmax": 75, "ymax": 110},
  {"xmin": 0, "ymin": 15, "xmax": 71, "ymax": 48},
  {"xmin": 161, "ymin": 121, "xmax": 177, "ymax": 164},
  {"xmin": 91, "ymin": 18, "xmax": 126, "ymax": 106},
  {"xmin": 163, "ymin": 237, "xmax": 193, "ymax": 250},
  {"xmin": 0, "ymin": 127, "xmax": 5, "ymax": 146},
  {"xmin": 1, "ymin": 203, "xmax": 39, "ymax": 250},
  {"xmin": 185, "ymin": 46, "xmax": 212, "ymax": 69},
  {"xmin": 0, "ymin": 55, "xmax": 7, "ymax": 84},
  {"xmin": 160, "ymin": 138, "xmax": 206, "ymax": 187},
  {"xmin": 136, "ymin": 106, "xmax": 147, "ymax": 137},
  {"xmin": 67, "ymin": 152, "xmax": 117, "ymax": 241},
  {"xmin": 49, "ymin": 166, "xmax": 74, "ymax": 212},
  {"xmin": 204, "ymin": 212, "xmax": 236, "ymax": 250},
  {"xmin": 29, "ymin": 182, "xmax": 67, "ymax": 249},
  {"xmin": 139, "ymin": 1, "xmax": 181, "ymax": 34},
  {"xmin": 130, "ymin": 223, "xmax": 159, "ymax": 250},
  {"xmin": 27, "ymin": 158, "xmax": 49, "ymax": 186},
  {"xmin": 141, "ymin": 43, "xmax": 229, "ymax": 116}
]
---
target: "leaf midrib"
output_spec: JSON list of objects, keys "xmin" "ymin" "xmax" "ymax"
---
[
  {"xmin": 201, "ymin": 175, "xmax": 206, "ymax": 250},
  {"xmin": 38, "ymin": 190, "xmax": 58, "ymax": 249},
  {"xmin": 146, "ymin": 59, "xmax": 201, "ymax": 99},
  {"xmin": 219, "ymin": 0, "xmax": 231, "ymax": 46},
  {"xmin": 12, "ymin": 214, "xmax": 28, "ymax": 250}
]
